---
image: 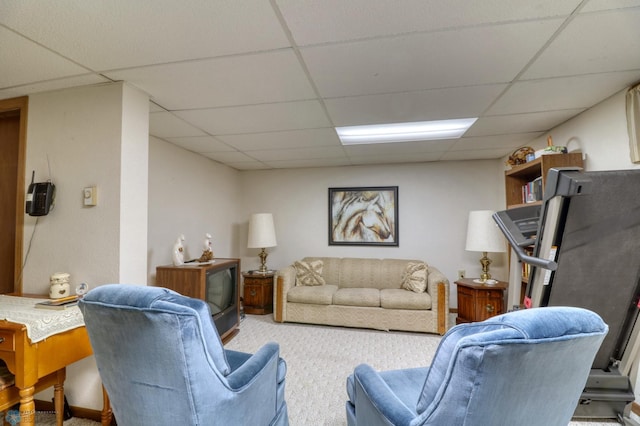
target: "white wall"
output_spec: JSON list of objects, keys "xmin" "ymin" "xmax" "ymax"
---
[
  {"xmin": 147, "ymin": 136, "xmax": 241, "ymax": 283},
  {"xmin": 237, "ymin": 160, "xmax": 509, "ymax": 306},
  {"xmin": 528, "ymin": 89, "xmax": 639, "ymax": 171},
  {"xmin": 23, "ymin": 82, "xmax": 149, "ymax": 410}
]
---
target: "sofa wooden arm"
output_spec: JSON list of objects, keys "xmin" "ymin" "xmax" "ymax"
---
[{"xmin": 427, "ymin": 266, "xmax": 450, "ymax": 335}]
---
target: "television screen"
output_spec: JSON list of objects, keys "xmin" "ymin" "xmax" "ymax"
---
[{"xmin": 205, "ymin": 268, "xmax": 234, "ymax": 316}]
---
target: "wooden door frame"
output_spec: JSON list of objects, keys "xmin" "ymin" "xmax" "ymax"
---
[{"xmin": 1, "ymin": 96, "xmax": 28, "ymax": 294}]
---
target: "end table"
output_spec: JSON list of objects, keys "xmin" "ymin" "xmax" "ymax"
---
[
  {"xmin": 455, "ymin": 278, "xmax": 507, "ymax": 324},
  {"xmin": 242, "ymin": 271, "xmax": 274, "ymax": 315}
]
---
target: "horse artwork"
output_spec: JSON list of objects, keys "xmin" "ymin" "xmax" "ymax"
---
[{"xmin": 329, "ymin": 186, "xmax": 398, "ymax": 246}]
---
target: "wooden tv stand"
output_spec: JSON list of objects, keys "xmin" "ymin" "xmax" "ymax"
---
[{"xmin": 156, "ymin": 259, "xmax": 240, "ymax": 344}]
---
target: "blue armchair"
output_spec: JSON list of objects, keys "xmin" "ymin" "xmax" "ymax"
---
[
  {"xmin": 346, "ymin": 307, "xmax": 607, "ymax": 426},
  {"xmin": 79, "ymin": 284, "xmax": 288, "ymax": 426}
]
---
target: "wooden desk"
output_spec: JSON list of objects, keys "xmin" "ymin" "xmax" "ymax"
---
[
  {"xmin": 0, "ymin": 295, "xmax": 111, "ymax": 426},
  {"xmin": 0, "ymin": 321, "xmax": 92, "ymax": 425}
]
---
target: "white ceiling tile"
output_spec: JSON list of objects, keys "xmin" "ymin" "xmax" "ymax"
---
[
  {"xmin": 277, "ymin": 0, "xmax": 580, "ymax": 45},
  {"xmin": 164, "ymin": 136, "xmax": 235, "ymax": 153},
  {"xmin": 0, "ymin": 26, "xmax": 89, "ymax": 88},
  {"xmin": 202, "ymin": 151, "xmax": 254, "ymax": 163},
  {"xmin": 465, "ymin": 109, "xmax": 585, "ymax": 136},
  {"xmin": 0, "ymin": 1, "xmax": 289, "ymax": 70},
  {"xmin": 175, "ymin": 101, "xmax": 332, "ymax": 135},
  {"xmin": 149, "ymin": 112, "xmax": 206, "ymax": 138},
  {"xmin": 523, "ymin": 9, "xmax": 640, "ymax": 79},
  {"xmin": 580, "ymin": 0, "xmax": 640, "ymax": 13},
  {"xmin": 487, "ymin": 71, "xmax": 640, "ymax": 115},
  {"xmin": 263, "ymin": 158, "xmax": 352, "ymax": 169},
  {"xmin": 225, "ymin": 161, "xmax": 274, "ymax": 171},
  {"xmin": 106, "ymin": 50, "xmax": 316, "ymax": 110},
  {"xmin": 218, "ymin": 128, "xmax": 341, "ymax": 151},
  {"xmin": 349, "ymin": 152, "xmax": 444, "ymax": 165},
  {"xmin": 440, "ymin": 148, "xmax": 513, "ymax": 161},
  {"xmin": 0, "ymin": 74, "xmax": 109, "ymax": 100},
  {"xmin": 344, "ymin": 139, "xmax": 457, "ymax": 156},
  {"xmin": 247, "ymin": 146, "xmax": 347, "ymax": 162},
  {"xmin": 325, "ymin": 85, "xmax": 507, "ymax": 126},
  {"xmin": 453, "ymin": 133, "xmax": 544, "ymax": 151},
  {"xmin": 301, "ymin": 20, "xmax": 563, "ymax": 98}
]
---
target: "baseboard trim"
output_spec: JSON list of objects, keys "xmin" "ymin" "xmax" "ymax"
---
[{"xmin": 35, "ymin": 399, "xmax": 107, "ymax": 423}]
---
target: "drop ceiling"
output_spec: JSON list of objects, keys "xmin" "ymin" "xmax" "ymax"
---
[{"xmin": 1, "ymin": 0, "xmax": 639, "ymax": 170}]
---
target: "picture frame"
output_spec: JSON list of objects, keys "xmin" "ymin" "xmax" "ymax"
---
[{"xmin": 328, "ymin": 186, "xmax": 398, "ymax": 246}]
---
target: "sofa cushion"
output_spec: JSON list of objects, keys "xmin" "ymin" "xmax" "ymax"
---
[
  {"xmin": 333, "ymin": 288, "xmax": 380, "ymax": 307},
  {"xmin": 294, "ymin": 260, "xmax": 326, "ymax": 286},
  {"xmin": 302, "ymin": 257, "xmax": 342, "ymax": 285},
  {"xmin": 380, "ymin": 289, "xmax": 432, "ymax": 310},
  {"xmin": 401, "ymin": 262, "xmax": 428, "ymax": 293},
  {"xmin": 287, "ymin": 285, "xmax": 338, "ymax": 305}
]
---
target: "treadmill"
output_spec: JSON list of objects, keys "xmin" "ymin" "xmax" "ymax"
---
[{"xmin": 494, "ymin": 167, "xmax": 640, "ymax": 423}]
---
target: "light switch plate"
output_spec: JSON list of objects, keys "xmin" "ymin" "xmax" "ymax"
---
[{"xmin": 83, "ymin": 186, "xmax": 97, "ymax": 206}]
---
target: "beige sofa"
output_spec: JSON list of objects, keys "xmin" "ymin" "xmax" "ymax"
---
[{"xmin": 274, "ymin": 257, "xmax": 449, "ymax": 335}]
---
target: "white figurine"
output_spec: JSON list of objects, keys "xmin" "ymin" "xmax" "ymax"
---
[
  {"xmin": 172, "ymin": 234, "xmax": 185, "ymax": 266},
  {"xmin": 203, "ymin": 233, "xmax": 212, "ymax": 252},
  {"xmin": 198, "ymin": 233, "xmax": 214, "ymax": 262}
]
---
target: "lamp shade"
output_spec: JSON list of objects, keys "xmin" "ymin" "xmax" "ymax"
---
[
  {"xmin": 465, "ymin": 210, "xmax": 506, "ymax": 253},
  {"xmin": 247, "ymin": 213, "xmax": 277, "ymax": 248}
]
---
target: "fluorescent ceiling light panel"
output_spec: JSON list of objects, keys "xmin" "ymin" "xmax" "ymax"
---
[{"xmin": 336, "ymin": 118, "xmax": 477, "ymax": 145}]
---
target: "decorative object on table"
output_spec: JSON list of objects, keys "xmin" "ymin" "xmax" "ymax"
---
[
  {"xmin": 506, "ymin": 146, "xmax": 534, "ymax": 166},
  {"xmin": 198, "ymin": 233, "xmax": 214, "ymax": 262},
  {"xmin": 35, "ymin": 295, "xmax": 79, "ymax": 310},
  {"xmin": 465, "ymin": 210, "xmax": 506, "ymax": 282},
  {"xmin": 248, "ymin": 213, "xmax": 277, "ymax": 273},
  {"xmin": 76, "ymin": 282, "xmax": 89, "ymax": 298},
  {"xmin": 328, "ymin": 186, "xmax": 398, "ymax": 246},
  {"xmin": 627, "ymin": 82, "xmax": 640, "ymax": 164},
  {"xmin": 172, "ymin": 234, "xmax": 185, "ymax": 266},
  {"xmin": 49, "ymin": 272, "xmax": 70, "ymax": 299}
]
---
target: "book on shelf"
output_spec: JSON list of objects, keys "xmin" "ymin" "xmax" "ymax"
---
[
  {"xmin": 34, "ymin": 295, "xmax": 79, "ymax": 310},
  {"xmin": 521, "ymin": 176, "xmax": 543, "ymax": 203}
]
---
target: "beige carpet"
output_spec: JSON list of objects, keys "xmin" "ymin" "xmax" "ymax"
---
[{"xmin": 31, "ymin": 314, "xmax": 620, "ymax": 425}]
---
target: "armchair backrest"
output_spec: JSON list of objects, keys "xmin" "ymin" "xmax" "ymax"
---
[
  {"xmin": 79, "ymin": 284, "xmax": 232, "ymax": 424},
  {"xmin": 415, "ymin": 307, "xmax": 608, "ymax": 426}
]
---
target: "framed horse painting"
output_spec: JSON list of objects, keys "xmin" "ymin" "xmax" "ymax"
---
[{"xmin": 328, "ymin": 186, "xmax": 398, "ymax": 246}]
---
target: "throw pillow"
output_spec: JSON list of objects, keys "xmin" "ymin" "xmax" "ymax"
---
[
  {"xmin": 401, "ymin": 262, "xmax": 428, "ymax": 293},
  {"xmin": 294, "ymin": 260, "xmax": 326, "ymax": 286}
]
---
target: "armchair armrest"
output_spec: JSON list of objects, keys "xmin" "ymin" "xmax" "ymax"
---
[
  {"xmin": 225, "ymin": 342, "xmax": 280, "ymax": 390},
  {"xmin": 351, "ymin": 364, "xmax": 415, "ymax": 426},
  {"xmin": 274, "ymin": 265, "xmax": 296, "ymax": 322},
  {"xmin": 427, "ymin": 266, "xmax": 450, "ymax": 335}
]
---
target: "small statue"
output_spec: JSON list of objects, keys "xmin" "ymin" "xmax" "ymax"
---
[
  {"xmin": 198, "ymin": 233, "xmax": 214, "ymax": 262},
  {"xmin": 172, "ymin": 234, "xmax": 185, "ymax": 266}
]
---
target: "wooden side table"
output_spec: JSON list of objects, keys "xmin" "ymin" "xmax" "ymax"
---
[
  {"xmin": 242, "ymin": 272, "xmax": 274, "ymax": 315},
  {"xmin": 455, "ymin": 278, "xmax": 508, "ymax": 324}
]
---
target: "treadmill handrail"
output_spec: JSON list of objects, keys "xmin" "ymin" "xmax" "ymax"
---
[{"xmin": 493, "ymin": 213, "xmax": 558, "ymax": 271}]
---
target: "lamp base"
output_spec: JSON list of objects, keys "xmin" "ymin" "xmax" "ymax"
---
[
  {"xmin": 479, "ymin": 251, "xmax": 492, "ymax": 281},
  {"xmin": 257, "ymin": 248, "xmax": 269, "ymax": 273}
]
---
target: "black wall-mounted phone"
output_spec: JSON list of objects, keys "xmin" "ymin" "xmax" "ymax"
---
[{"xmin": 26, "ymin": 171, "xmax": 55, "ymax": 216}]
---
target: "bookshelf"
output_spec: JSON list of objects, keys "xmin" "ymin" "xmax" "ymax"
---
[
  {"xmin": 504, "ymin": 152, "xmax": 583, "ymax": 307},
  {"xmin": 504, "ymin": 152, "xmax": 584, "ymax": 209}
]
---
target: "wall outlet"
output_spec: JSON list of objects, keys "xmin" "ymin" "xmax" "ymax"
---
[{"xmin": 458, "ymin": 269, "xmax": 465, "ymax": 279}]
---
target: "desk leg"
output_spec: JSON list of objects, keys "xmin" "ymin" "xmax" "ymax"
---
[
  {"xmin": 101, "ymin": 385, "xmax": 112, "ymax": 426},
  {"xmin": 18, "ymin": 386, "xmax": 35, "ymax": 426},
  {"xmin": 53, "ymin": 369, "xmax": 65, "ymax": 426}
]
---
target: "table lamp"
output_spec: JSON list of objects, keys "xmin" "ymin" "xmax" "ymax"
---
[
  {"xmin": 247, "ymin": 213, "xmax": 277, "ymax": 273},
  {"xmin": 465, "ymin": 210, "xmax": 506, "ymax": 282}
]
